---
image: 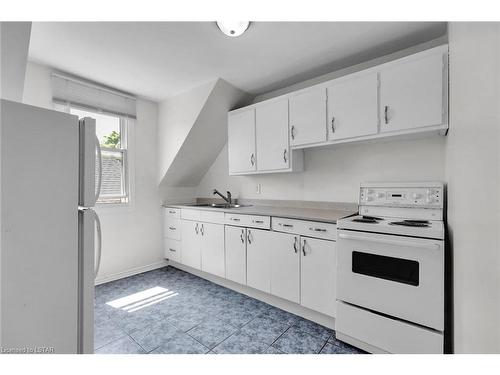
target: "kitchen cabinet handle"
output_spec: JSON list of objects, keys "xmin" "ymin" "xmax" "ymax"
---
[
  {"xmin": 283, "ymin": 149, "xmax": 287, "ymax": 163},
  {"xmin": 247, "ymin": 229, "xmax": 252, "ymax": 244},
  {"xmin": 331, "ymin": 117, "xmax": 335, "ymax": 133},
  {"xmin": 169, "ymin": 248, "xmax": 176, "ymax": 252},
  {"xmin": 253, "ymin": 219, "xmax": 264, "ymax": 224},
  {"xmin": 168, "ymin": 210, "xmax": 176, "ymax": 214},
  {"xmin": 384, "ymin": 106, "xmax": 389, "ymax": 124},
  {"xmin": 200, "ymin": 224, "xmax": 204, "ymax": 236},
  {"xmin": 168, "ymin": 226, "xmax": 176, "ymax": 230},
  {"xmin": 195, "ymin": 223, "xmax": 199, "ymax": 235},
  {"xmin": 293, "ymin": 236, "xmax": 298, "ymax": 253},
  {"xmin": 250, "ymin": 153, "xmax": 255, "ymax": 166},
  {"xmin": 291, "ymin": 125, "xmax": 295, "ymax": 140},
  {"xmin": 302, "ymin": 239, "xmax": 307, "ymax": 256},
  {"xmin": 309, "ymin": 227, "xmax": 327, "ymax": 232},
  {"xmin": 280, "ymin": 223, "xmax": 294, "ymax": 228},
  {"xmin": 240, "ymin": 229, "xmax": 245, "ymax": 243}
]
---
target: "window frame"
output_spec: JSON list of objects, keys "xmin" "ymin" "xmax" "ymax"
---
[{"xmin": 53, "ymin": 101, "xmax": 133, "ymax": 207}]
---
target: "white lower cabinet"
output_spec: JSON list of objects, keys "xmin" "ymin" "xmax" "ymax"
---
[
  {"xmin": 246, "ymin": 228, "xmax": 272, "ymax": 293},
  {"xmin": 200, "ymin": 222, "xmax": 225, "ymax": 278},
  {"xmin": 225, "ymin": 226, "xmax": 247, "ymax": 284},
  {"xmin": 270, "ymin": 232, "xmax": 300, "ymax": 303},
  {"xmin": 181, "ymin": 220, "xmax": 201, "ymax": 270},
  {"xmin": 300, "ymin": 236, "xmax": 337, "ymax": 317}
]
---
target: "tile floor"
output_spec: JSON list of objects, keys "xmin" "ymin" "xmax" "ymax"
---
[{"xmin": 94, "ymin": 266, "xmax": 365, "ymax": 354}]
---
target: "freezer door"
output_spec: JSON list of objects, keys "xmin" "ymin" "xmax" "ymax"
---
[
  {"xmin": 79, "ymin": 117, "xmax": 101, "ymax": 207},
  {"xmin": 78, "ymin": 208, "xmax": 101, "ymax": 354}
]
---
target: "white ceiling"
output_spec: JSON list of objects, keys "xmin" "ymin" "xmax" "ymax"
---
[{"xmin": 29, "ymin": 22, "xmax": 446, "ymax": 102}]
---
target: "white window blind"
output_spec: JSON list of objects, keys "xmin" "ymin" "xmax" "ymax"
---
[{"xmin": 52, "ymin": 73, "xmax": 137, "ymax": 119}]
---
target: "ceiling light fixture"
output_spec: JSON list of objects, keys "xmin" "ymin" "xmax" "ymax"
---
[{"xmin": 216, "ymin": 21, "xmax": 250, "ymax": 37}]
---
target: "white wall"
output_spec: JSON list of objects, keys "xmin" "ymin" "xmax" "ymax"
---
[
  {"xmin": 447, "ymin": 22, "xmax": 500, "ymax": 353},
  {"xmin": 22, "ymin": 61, "xmax": 164, "ymax": 284},
  {"xmin": 197, "ymin": 137, "xmax": 446, "ymax": 203}
]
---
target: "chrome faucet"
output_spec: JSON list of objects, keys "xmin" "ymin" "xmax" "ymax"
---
[{"xmin": 213, "ymin": 189, "xmax": 232, "ymax": 205}]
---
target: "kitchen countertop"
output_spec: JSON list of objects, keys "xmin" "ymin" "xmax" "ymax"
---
[{"xmin": 164, "ymin": 202, "xmax": 357, "ymax": 224}]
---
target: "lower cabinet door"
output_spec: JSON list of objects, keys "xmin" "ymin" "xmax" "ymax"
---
[
  {"xmin": 181, "ymin": 220, "xmax": 201, "ymax": 270},
  {"xmin": 270, "ymin": 232, "xmax": 300, "ymax": 303},
  {"xmin": 225, "ymin": 225, "xmax": 247, "ymax": 284},
  {"xmin": 246, "ymin": 228, "xmax": 272, "ymax": 293},
  {"xmin": 300, "ymin": 237, "xmax": 337, "ymax": 316},
  {"xmin": 200, "ymin": 222, "xmax": 225, "ymax": 278}
]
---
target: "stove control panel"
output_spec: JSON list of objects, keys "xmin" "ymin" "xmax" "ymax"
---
[{"xmin": 359, "ymin": 184, "xmax": 443, "ymax": 208}]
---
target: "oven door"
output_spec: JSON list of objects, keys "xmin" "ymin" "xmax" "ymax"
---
[{"xmin": 337, "ymin": 230, "xmax": 444, "ymax": 331}]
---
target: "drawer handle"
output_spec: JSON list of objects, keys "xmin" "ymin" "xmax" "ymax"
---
[
  {"xmin": 231, "ymin": 218, "xmax": 241, "ymax": 222},
  {"xmin": 168, "ymin": 226, "xmax": 176, "ymax": 230},
  {"xmin": 253, "ymin": 220, "xmax": 264, "ymax": 224},
  {"xmin": 169, "ymin": 248, "xmax": 176, "ymax": 252},
  {"xmin": 281, "ymin": 223, "xmax": 294, "ymax": 228},
  {"xmin": 309, "ymin": 227, "xmax": 327, "ymax": 232},
  {"xmin": 168, "ymin": 210, "xmax": 176, "ymax": 214}
]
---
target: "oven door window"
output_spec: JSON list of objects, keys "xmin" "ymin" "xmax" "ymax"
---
[{"xmin": 352, "ymin": 251, "xmax": 419, "ymax": 286}]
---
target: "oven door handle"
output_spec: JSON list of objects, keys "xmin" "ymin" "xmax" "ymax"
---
[{"xmin": 338, "ymin": 232, "xmax": 441, "ymax": 250}]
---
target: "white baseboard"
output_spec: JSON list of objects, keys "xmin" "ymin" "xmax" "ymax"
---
[
  {"xmin": 95, "ymin": 260, "xmax": 168, "ymax": 286},
  {"xmin": 168, "ymin": 261, "xmax": 336, "ymax": 330}
]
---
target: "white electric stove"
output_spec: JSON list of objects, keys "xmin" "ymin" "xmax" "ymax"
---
[{"xmin": 336, "ymin": 182, "xmax": 446, "ymax": 354}]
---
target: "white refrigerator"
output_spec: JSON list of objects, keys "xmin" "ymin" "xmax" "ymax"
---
[{"xmin": 0, "ymin": 99, "xmax": 102, "ymax": 354}]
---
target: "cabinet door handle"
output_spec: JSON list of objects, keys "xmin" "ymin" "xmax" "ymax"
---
[
  {"xmin": 293, "ymin": 236, "xmax": 298, "ymax": 253},
  {"xmin": 302, "ymin": 239, "xmax": 307, "ymax": 256},
  {"xmin": 231, "ymin": 217, "xmax": 240, "ymax": 222},
  {"xmin": 283, "ymin": 149, "xmax": 287, "ymax": 163},
  {"xmin": 250, "ymin": 153, "xmax": 255, "ymax": 166},
  {"xmin": 200, "ymin": 224, "xmax": 204, "ymax": 236},
  {"xmin": 309, "ymin": 227, "xmax": 327, "ymax": 232},
  {"xmin": 291, "ymin": 125, "xmax": 295, "ymax": 140},
  {"xmin": 331, "ymin": 116, "xmax": 335, "ymax": 133},
  {"xmin": 384, "ymin": 105, "xmax": 389, "ymax": 124},
  {"xmin": 168, "ymin": 226, "xmax": 176, "ymax": 230},
  {"xmin": 247, "ymin": 229, "xmax": 252, "ymax": 244},
  {"xmin": 195, "ymin": 223, "xmax": 199, "ymax": 235},
  {"xmin": 240, "ymin": 229, "xmax": 245, "ymax": 243}
]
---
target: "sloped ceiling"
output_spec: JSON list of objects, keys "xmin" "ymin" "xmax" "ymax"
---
[{"xmin": 158, "ymin": 79, "xmax": 251, "ymax": 189}]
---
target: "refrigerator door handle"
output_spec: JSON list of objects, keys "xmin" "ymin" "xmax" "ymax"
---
[
  {"xmin": 91, "ymin": 209, "xmax": 102, "ymax": 278},
  {"xmin": 95, "ymin": 135, "xmax": 102, "ymax": 202}
]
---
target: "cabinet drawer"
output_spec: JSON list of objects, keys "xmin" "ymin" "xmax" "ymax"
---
[
  {"xmin": 272, "ymin": 217, "xmax": 336, "ymax": 241},
  {"xmin": 225, "ymin": 213, "xmax": 270, "ymax": 229},
  {"xmin": 199, "ymin": 211, "xmax": 225, "ymax": 225},
  {"xmin": 164, "ymin": 239, "xmax": 181, "ymax": 263},
  {"xmin": 181, "ymin": 208, "xmax": 200, "ymax": 221},
  {"xmin": 164, "ymin": 207, "xmax": 180, "ymax": 219},
  {"xmin": 336, "ymin": 301, "xmax": 443, "ymax": 354},
  {"xmin": 164, "ymin": 218, "xmax": 181, "ymax": 240}
]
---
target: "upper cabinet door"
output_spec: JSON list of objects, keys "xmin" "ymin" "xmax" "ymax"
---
[
  {"xmin": 228, "ymin": 109, "xmax": 256, "ymax": 174},
  {"xmin": 327, "ymin": 73, "xmax": 378, "ymax": 141},
  {"xmin": 289, "ymin": 88, "xmax": 327, "ymax": 147},
  {"xmin": 380, "ymin": 52, "xmax": 445, "ymax": 133},
  {"xmin": 255, "ymin": 99, "xmax": 289, "ymax": 171}
]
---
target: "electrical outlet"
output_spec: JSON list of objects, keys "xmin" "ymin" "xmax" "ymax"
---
[{"xmin": 256, "ymin": 183, "xmax": 261, "ymax": 194}]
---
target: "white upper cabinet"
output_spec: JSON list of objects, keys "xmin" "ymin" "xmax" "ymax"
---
[
  {"xmin": 380, "ymin": 51, "xmax": 445, "ymax": 133},
  {"xmin": 327, "ymin": 72, "xmax": 378, "ymax": 141},
  {"xmin": 289, "ymin": 88, "xmax": 327, "ymax": 147},
  {"xmin": 255, "ymin": 99, "xmax": 290, "ymax": 171},
  {"xmin": 228, "ymin": 108, "xmax": 256, "ymax": 174}
]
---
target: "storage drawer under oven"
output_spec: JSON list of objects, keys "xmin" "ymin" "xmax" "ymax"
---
[{"xmin": 337, "ymin": 230, "xmax": 444, "ymax": 331}]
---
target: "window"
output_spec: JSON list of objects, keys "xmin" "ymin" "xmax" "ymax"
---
[{"xmin": 71, "ymin": 107, "xmax": 130, "ymax": 205}]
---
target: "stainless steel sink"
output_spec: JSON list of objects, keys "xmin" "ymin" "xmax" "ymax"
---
[{"xmin": 187, "ymin": 203, "xmax": 251, "ymax": 209}]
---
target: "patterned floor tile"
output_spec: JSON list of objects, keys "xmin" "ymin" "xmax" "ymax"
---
[
  {"xmin": 94, "ymin": 320, "xmax": 127, "ymax": 350},
  {"xmin": 95, "ymin": 336, "xmax": 145, "ymax": 354},
  {"xmin": 293, "ymin": 317, "xmax": 333, "ymax": 341},
  {"xmin": 258, "ymin": 306, "xmax": 300, "ymax": 326},
  {"xmin": 129, "ymin": 320, "xmax": 180, "ymax": 353},
  {"xmin": 272, "ymin": 326, "xmax": 327, "ymax": 354},
  {"xmin": 265, "ymin": 346, "xmax": 286, "ymax": 354},
  {"xmin": 150, "ymin": 332, "xmax": 210, "ymax": 354},
  {"xmin": 187, "ymin": 318, "xmax": 239, "ymax": 349},
  {"xmin": 212, "ymin": 331, "xmax": 270, "ymax": 354},
  {"xmin": 239, "ymin": 315, "xmax": 289, "ymax": 345}
]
